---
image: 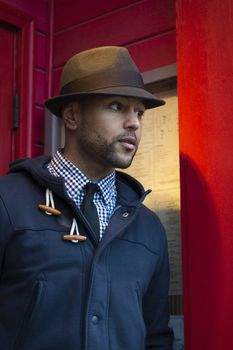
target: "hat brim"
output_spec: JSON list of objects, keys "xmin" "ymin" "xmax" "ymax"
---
[{"xmin": 45, "ymin": 86, "xmax": 165, "ymax": 117}]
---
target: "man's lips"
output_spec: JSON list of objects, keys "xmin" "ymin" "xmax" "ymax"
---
[{"xmin": 118, "ymin": 136, "xmax": 137, "ymax": 151}]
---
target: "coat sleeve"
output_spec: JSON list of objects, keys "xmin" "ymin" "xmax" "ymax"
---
[{"xmin": 143, "ymin": 225, "xmax": 174, "ymax": 349}]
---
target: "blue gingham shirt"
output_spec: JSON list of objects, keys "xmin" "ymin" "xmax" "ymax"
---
[{"xmin": 47, "ymin": 150, "xmax": 117, "ymax": 239}]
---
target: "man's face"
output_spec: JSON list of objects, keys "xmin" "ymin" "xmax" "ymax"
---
[{"xmin": 67, "ymin": 95, "xmax": 145, "ymax": 176}]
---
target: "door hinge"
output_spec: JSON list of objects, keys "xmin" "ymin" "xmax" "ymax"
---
[{"xmin": 12, "ymin": 93, "xmax": 20, "ymax": 130}]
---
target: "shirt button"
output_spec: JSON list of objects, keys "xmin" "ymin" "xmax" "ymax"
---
[
  {"xmin": 122, "ymin": 212, "xmax": 129, "ymax": 218},
  {"xmin": 91, "ymin": 315, "xmax": 99, "ymax": 324}
]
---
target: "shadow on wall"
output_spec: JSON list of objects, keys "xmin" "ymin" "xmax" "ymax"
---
[{"xmin": 180, "ymin": 153, "xmax": 222, "ymax": 350}]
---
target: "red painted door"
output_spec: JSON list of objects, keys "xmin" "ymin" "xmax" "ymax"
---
[{"xmin": 0, "ymin": 21, "xmax": 20, "ymax": 175}]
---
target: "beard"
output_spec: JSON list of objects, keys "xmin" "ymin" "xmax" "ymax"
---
[
  {"xmin": 100, "ymin": 137, "xmax": 137, "ymax": 169},
  {"xmin": 79, "ymin": 130, "xmax": 138, "ymax": 170}
]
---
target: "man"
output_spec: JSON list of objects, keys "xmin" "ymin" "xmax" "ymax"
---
[{"xmin": 0, "ymin": 46, "xmax": 174, "ymax": 349}]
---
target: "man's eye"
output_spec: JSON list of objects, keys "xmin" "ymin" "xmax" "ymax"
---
[
  {"xmin": 136, "ymin": 110, "xmax": 145, "ymax": 119},
  {"xmin": 110, "ymin": 102, "xmax": 123, "ymax": 111}
]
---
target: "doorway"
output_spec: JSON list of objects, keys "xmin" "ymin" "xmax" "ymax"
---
[
  {"xmin": 0, "ymin": 21, "xmax": 21, "ymax": 175},
  {"xmin": 123, "ymin": 73, "xmax": 184, "ymax": 349}
]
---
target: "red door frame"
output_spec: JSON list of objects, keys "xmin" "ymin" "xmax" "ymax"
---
[
  {"xmin": 0, "ymin": 2, "xmax": 34, "ymax": 158},
  {"xmin": 176, "ymin": 1, "xmax": 233, "ymax": 349}
]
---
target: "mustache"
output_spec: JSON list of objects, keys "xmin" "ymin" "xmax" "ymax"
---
[{"xmin": 115, "ymin": 131, "xmax": 137, "ymax": 143}]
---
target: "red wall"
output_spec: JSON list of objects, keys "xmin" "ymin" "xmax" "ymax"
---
[
  {"xmin": 52, "ymin": 0, "xmax": 176, "ymax": 95},
  {"xmin": 176, "ymin": 1, "xmax": 233, "ymax": 349},
  {"xmin": 0, "ymin": 0, "xmax": 51, "ymax": 157}
]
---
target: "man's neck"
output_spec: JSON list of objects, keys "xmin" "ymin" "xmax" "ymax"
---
[{"xmin": 62, "ymin": 149, "xmax": 115, "ymax": 181}]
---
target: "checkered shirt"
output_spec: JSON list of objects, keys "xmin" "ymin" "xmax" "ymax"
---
[{"xmin": 47, "ymin": 150, "xmax": 117, "ymax": 239}]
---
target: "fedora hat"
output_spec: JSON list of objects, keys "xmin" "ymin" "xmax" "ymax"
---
[{"xmin": 45, "ymin": 46, "xmax": 165, "ymax": 117}]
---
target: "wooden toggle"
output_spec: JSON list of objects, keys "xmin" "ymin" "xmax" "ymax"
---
[
  {"xmin": 38, "ymin": 204, "xmax": 61, "ymax": 216},
  {"xmin": 63, "ymin": 234, "xmax": 87, "ymax": 242}
]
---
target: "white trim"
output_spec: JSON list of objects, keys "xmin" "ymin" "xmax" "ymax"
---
[
  {"xmin": 142, "ymin": 64, "xmax": 177, "ymax": 84},
  {"xmin": 44, "ymin": 109, "xmax": 61, "ymax": 156}
]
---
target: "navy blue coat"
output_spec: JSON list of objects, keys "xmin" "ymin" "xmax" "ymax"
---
[{"xmin": 0, "ymin": 157, "xmax": 173, "ymax": 349}]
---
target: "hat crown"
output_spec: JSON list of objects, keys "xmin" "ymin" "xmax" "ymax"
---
[{"xmin": 60, "ymin": 46, "xmax": 141, "ymax": 91}]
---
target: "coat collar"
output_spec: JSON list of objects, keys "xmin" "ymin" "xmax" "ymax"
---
[{"xmin": 9, "ymin": 156, "xmax": 150, "ymax": 208}]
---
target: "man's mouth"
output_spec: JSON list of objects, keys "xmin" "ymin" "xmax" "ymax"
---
[{"xmin": 118, "ymin": 136, "xmax": 137, "ymax": 151}]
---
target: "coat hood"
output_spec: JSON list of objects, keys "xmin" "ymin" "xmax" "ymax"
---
[{"xmin": 8, "ymin": 156, "xmax": 151, "ymax": 207}]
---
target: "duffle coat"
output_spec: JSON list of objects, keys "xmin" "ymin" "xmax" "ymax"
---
[{"xmin": 0, "ymin": 157, "xmax": 173, "ymax": 349}]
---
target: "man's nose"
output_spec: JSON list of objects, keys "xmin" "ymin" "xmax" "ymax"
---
[{"xmin": 124, "ymin": 110, "xmax": 140, "ymax": 130}]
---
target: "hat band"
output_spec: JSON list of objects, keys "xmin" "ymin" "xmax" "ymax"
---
[{"xmin": 60, "ymin": 70, "xmax": 144, "ymax": 95}]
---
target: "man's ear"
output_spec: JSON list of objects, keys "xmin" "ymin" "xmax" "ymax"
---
[{"xmin": 62, "ymin": 103, "xmax": 79, "ymax": 130}]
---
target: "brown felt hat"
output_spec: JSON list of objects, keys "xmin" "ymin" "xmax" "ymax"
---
[{"xmin": 45, "ymin": 46, "xmax": 165, "ymax": 116}]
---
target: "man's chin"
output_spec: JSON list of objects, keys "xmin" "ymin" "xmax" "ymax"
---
[
  {"xmin": 106, "ymin": 144, "xmax": 137, "ymax": 169},
  {"xmin": 112, "ymin": 154, "xmax": 135, "ymax": 169}
]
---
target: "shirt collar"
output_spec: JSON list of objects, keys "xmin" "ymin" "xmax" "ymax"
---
[
  {"xmin": 48, "ymin": 149, "xmax": 116, "ymax": 203},
  {"xmin": 97, "ymin": 171, "xmax": 116, "ymax": 204}
]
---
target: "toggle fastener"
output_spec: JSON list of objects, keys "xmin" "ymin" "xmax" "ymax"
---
[
  {"xmin": 63, "ymin": 218, "xmax": 87, "ymax": 243},
  {"xmin": 63, "ymin": 234, "xmax": 87, "ymax": 242},
  {"xmin": 38, "ymin": 204, "xmax": 61, "ymax": 216},
  {"xmin": 38, "ymin": 189, "xmax": 61, "ymax": 216}
]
